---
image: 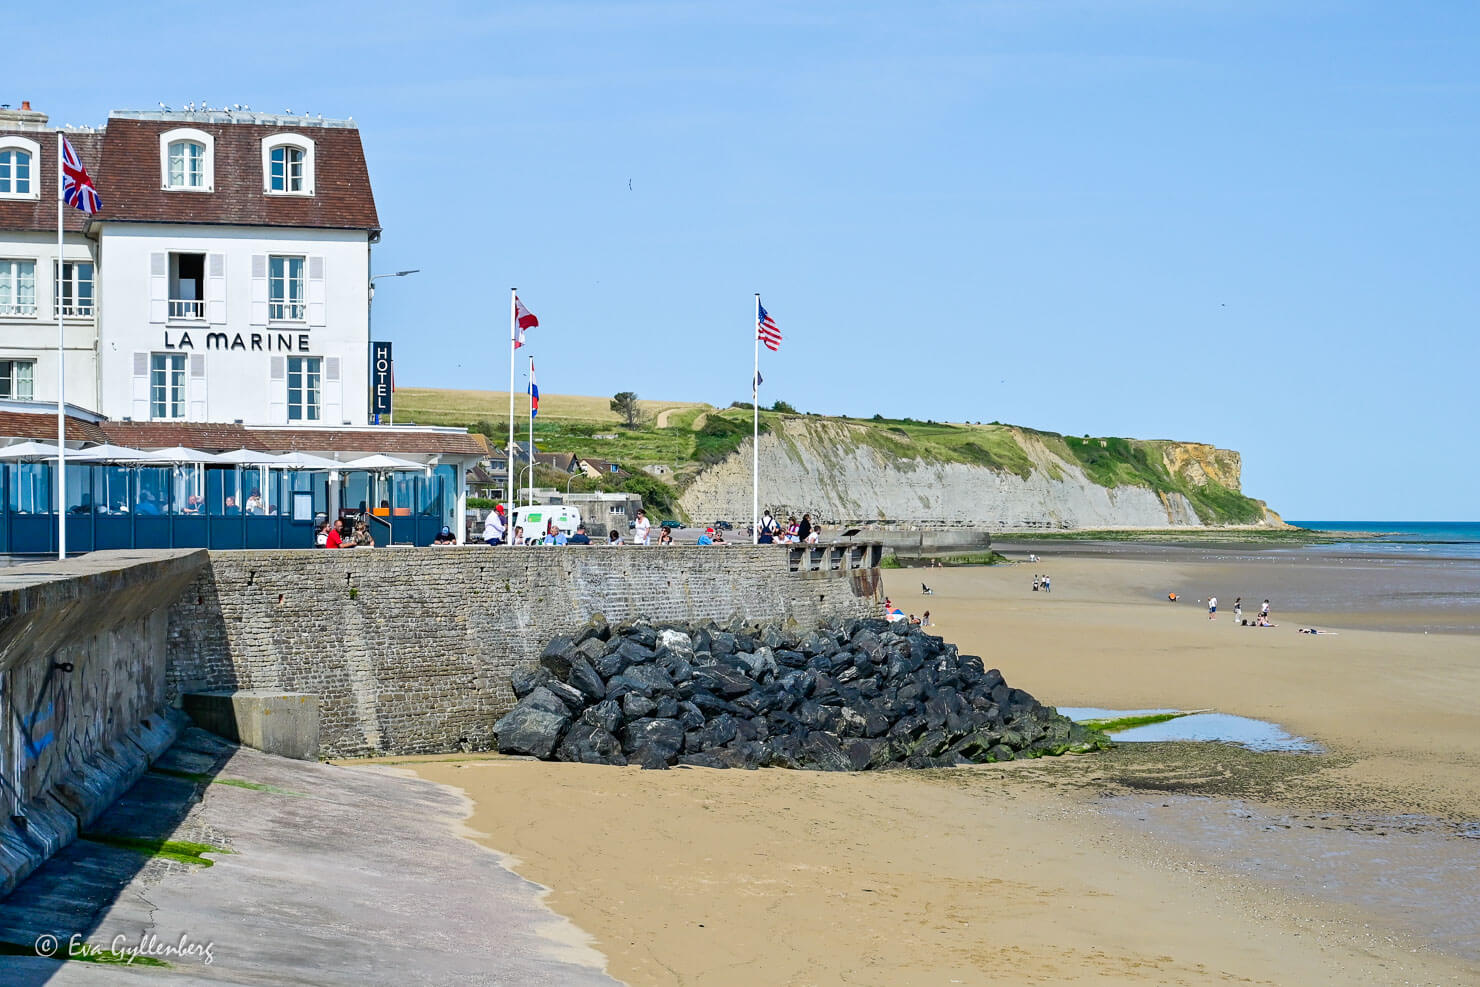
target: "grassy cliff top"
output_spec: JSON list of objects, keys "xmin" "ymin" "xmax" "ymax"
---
[{"xmin": 395, "ymin": 388, "xmax": 1267, "ymax": 524}]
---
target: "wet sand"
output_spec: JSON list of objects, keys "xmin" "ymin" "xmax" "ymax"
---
[{"xmin": 395, "ymin": 551, "xmax": 1480, "ymax": 985}]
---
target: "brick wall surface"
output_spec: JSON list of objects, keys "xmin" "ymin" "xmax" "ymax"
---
[{"xmin": 166, "ymin": 546, "xmax": 882, "ymax": 758}]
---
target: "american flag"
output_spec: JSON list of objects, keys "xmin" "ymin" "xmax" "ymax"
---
[
  {"xmin": 514, "ymin": 295, "xmax": 538, "ymax": 348},
  {"xmin": 757, "ymin": 301, "xmax": 782, "ymax": 352},
  {"xmin": 61, "ymin": 136, "xmax": 102, "ymax": 214}
]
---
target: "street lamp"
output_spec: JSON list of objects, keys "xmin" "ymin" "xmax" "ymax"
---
[
  {"xmin": 367, "ymin": 269, "xmax": 420, "ymax": 424},
  {"xmin": 566, "ymin": 473, "xmax": 581, "ymax": 494},
  {"xmin": 517, "ymin": 465, "xmax": 533, "ymax": 506}
]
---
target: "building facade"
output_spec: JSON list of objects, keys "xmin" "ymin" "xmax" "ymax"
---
[{"xmin": 0, "ymin": 102, "xmax": 378, "ymax": 426}]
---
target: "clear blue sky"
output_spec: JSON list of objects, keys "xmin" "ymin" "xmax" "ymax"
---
[{"xmin": 18, "ymin": 1, "xmax": 1479, "ymax": 519}]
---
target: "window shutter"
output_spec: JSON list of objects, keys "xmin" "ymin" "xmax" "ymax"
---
[
  {"xmin": 268, "ymin": 355, "xmax": 286, "ymax": 424},
  {"xmin": 307, "ymin": 255, "xmax": 326, "ymax": 326},
  {"xmin": 323, "ymin": 356, "xmax": 343, "ymax": 424},
  {"xmin": 250, "ymin": 254, "xmax": 268, "ymax": 326},
  {"xmin": 148, "ymin": 253, "xmax": 167, "ymax": 323},
  {"xmin": 131, "ymin": 351, "xmax": 150, "ymax": 419},
  {"xmin": 189, "ymin": 353, "xmax": 206, "ymax": 419},
  {"xmin": 206, "ymin": 253, "xmax": 226, "ymax": 324}
]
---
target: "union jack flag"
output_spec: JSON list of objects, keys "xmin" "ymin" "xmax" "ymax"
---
[
  {"xmin": 757, "ymin": 301, "xmax": 782, "ymax": 352},
  {"xmin": 61, "ymin": 136, "xmax": 102, "ymax": 215}
]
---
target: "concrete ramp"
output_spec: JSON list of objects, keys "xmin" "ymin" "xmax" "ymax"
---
[{"xmin": 0, "ymin": 728, "xmax": 616, "ymax": 984}]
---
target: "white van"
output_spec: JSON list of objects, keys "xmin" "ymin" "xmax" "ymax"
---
[{"xmin": 509, "ymin": 505, "xmax": 583, "ymax": 543}]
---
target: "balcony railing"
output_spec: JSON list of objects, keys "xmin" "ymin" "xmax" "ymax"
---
[
  {"xmin": 268, "ymin": 301, "xmax": 306, "ymax": 321},
  {"xmin": 169, "ymin": 298, "xmax": 205, "ymax": 320},
  {"xmin": 56, "ymin": 301, "xmax": 95, "ymax": 319},
  {"xmin": 0, "ymin": 302, "xmax": 37, "ymax": 317}
]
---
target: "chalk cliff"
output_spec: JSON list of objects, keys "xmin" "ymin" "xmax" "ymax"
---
[{"xmin": 678, "ymin": 419, "xmax": 1279, "ymax": 530}]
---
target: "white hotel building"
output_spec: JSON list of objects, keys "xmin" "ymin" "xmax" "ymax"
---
[{"xmin": 0, "ymin": 101, "xmax": 482, "ymax": 548}]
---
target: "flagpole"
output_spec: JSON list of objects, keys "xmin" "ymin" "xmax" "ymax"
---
[
  {"xmin": 527, "ymin": 356, "xmax": 534, "ymax": 510},
  {"xmin": 752, "ymin": 293, "xmax": 760, "ymax": 546},
  {"xmin": 508, "ymin": 288, "xmax": 517, "ymax": 520},
  {"xmin": 55, "ymin": 132, "xmax": 67, "ymax": 560}
]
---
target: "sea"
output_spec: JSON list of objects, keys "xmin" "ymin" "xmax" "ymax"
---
[{"xmin": 1289, "ymin": 520, "xmax": 1480, "ymax": 561}]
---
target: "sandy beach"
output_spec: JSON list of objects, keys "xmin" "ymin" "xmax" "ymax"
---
[{"xmin": 394, "ymin": 548, "xmax": 1480, "ymax": 985}]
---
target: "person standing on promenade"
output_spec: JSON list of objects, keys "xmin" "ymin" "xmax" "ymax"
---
[
  {"xmin": 1208, "ymin": 596, "xmax": 1218, "ymax": 620},
  {"xmin": 797, "ymin": 513, "xmax": 812, "ymax": 543},
  {"xmin": 633, "ymin": 509, "xmax": 651, "ymax": 546},
  {"xmin": 483, "ymin": 505, "xmax": 505, "ymax": 545}
]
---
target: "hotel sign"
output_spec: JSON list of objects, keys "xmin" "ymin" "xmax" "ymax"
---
[{"xmin": 371, "ymin": 341, "xmax": 393, "ymax": 418}]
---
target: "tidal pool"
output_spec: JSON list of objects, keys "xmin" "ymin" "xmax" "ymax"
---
[{"xmin": 1058, "ymin": 707, "xmax": 1321, "ymax": 753}]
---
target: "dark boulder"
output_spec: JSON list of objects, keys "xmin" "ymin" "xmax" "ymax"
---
[
  {"xmin": 691, "ymin": 665, "xmax": 753, "ymax": 698},
  {"xmin": 556, "ymin": 723, "xmax": 623, "ymax": 764},
  {"xmin": 494, "ymin": 704, "xmax": 570, "ymax": 759},
  {"xmin": 580, "ymin": 699, "xmax": 624, "ymax": 735},
  {"xmin": 538, "ymin": 635, "xmax": 578, "ymax": 680},
  {"xmin": 510, "ymin": 664, "xmax": 554, "ymax": 700},
  {"xmin": 800, "ymin": 731, "xmax": 851, "ymax": 771},
  {"xmin": 523, "ymin": 686, "xmax": 574, "ymax": 717},
  {"xmin": 621, "ymin": 718, "xmax": 685, "ymax": 761},
  {"xmin": 566, "ymin": 656, "xmax": 607, "ymax": 704},
  {"xmin": 621, "ymin": 692, "xmax": 658, "ymax": 720}
]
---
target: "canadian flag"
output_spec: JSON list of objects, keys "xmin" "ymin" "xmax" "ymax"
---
[{"xmin": 513, "ymin": 295, "xmax": 539, "ymax": 348}]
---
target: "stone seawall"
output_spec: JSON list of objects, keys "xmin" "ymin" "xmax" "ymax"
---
[
  {"xmin": 166, "ymin": 545, "xmax": 884, "ymax": 758},
  {"xmin": 0, "ymin": 549, "xmax": 206, "ymax": 895}
]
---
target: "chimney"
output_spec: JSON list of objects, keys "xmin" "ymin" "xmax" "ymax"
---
[{"xmin": 0, "ymin": 100, "xmax": 48, "ymax": 131}]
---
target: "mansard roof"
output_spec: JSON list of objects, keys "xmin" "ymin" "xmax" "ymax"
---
[
  {"xmin": 0, "ymin": 130, "xmax": 103, "ymax": 234},
  {"xmin": 0, "ymin": 110, "xmax": 378, "ymax": 235}
]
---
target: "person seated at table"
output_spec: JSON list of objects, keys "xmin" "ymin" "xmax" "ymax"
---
[
  {"xmin": 181, "ymin": 494, "xmax": 204, "ymax": 515},
  {"xmin": 431, "ymin": 526, "xmax": 457, "ymax": 545},
  {"xmin": 135, "ymin": 490, "xmax": 163, "ymax": 516},
  {"xmin": 697, "ymin": 528, "xmax": 714, "ymax": 545},
  {"xmin": 567, "ymin": 524, "xmax": 592, "ymax": 545},
  {"xmin": 223, "ymin": 495, "xmax": 241, "ymax": 515},
  {"xmin": 245, "ymin": 491, "xmax": 264, "ymax": 514}
]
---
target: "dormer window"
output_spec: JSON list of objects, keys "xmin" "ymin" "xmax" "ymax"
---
[
  {"xmin": 158, "ymin": 127, "xmax": 215, "ymax": 192},
  {"xmin": 168, "ymin": 140, "xmax": 205, "ymax": 187},
  {"xmin": 270, "ymin": 146, "xmax": 304, "ymax": 192},
  {"xmin": 0, "ymin": 136, "xmax": 40, "ymax": 200},
  {"xmin": 261, "ymin": 134, "xmax": 315, "ymax": 196}
]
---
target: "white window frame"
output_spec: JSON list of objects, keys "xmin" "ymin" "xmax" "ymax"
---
[
  {"xmin": 54, "ymin": 259, "xmax": 96, "ymax": 319},
  {"xmin": 0, "ymin": 358, "xmax": 35, "ymax": 400},
  {"xmin": 0, "ymin": 136, "xmax": 40, "ymax": 201},
  {"xmin": 158, "ymin": 127, "xmax": 215, "ymax": 192},
  {"xmin": 286, "ymin": 355, "xmax": 322, "ymax": 422},
  {"xmin": 150, "ymin": 353, "xmax": 187, "ymax": 420},
  {"xmin": 261, "ymin": 133, "xmax": 315, "ymax": 196},
  {"xmin": 0, "ymin": 258, "xmax": 38, "ymax": 318},
  {"xmin": 268, "ymin": 255, "xmax": 307, "ymax": 322}
]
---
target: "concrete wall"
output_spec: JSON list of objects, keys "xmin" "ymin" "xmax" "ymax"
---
[
  {"xmin": 0, "ymin": 549, "xmax": 205, "ymax": 895},
  {"xmin": 167, "ymin": 546, "xmax": 884, "ymax": 758}
]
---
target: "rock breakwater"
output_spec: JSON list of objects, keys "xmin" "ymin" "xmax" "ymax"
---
[{"xmin": 493, "ymin": 617, "xmax": 1107, "ymax": 770}]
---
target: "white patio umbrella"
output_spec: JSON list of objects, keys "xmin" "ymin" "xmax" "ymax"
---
[
  {"xmin": 65, "ymin": 444, "xmax": 155, "ymax": 462},
  {"xmin": 341, "ymin": 453, "xmax": 427, "ymax": 471},
  {"xmin": 273, "ymin": 451, "xmax": 345, "ymax": 470},
  {"xmin": 0, "ymin": 440, "xmax": 61, "ymax": 460},
  {"xmin": 140, "ymin": 446, "xmax": 229, "ymax": 464},
  {"xmin": 215, "ymin": 448, "xmax": 286, "ymax": 465}
]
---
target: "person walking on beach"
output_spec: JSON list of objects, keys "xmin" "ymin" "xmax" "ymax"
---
[
  {"xmin": 1208, "ymin": 596, "xmax": 1218, "ymax": 620},
  {"xmin": 1032, "ymin": 574, "xmax": 1040, "ymax": 592},
  {"xmin": 1233, "ymin": 597, "xmax": 1243, "ymax": 624},
  {"xmin": 1042, "ymin": 574, "xmax": 1051, "ymax": 593},
  {"xmin": 1261, "ymin": 599, "xmax": 1271, "ymax": 620}
]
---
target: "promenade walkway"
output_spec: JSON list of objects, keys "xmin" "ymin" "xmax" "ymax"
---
[{"xmin": 0, "ymin": 728, "xmax": 614, "ymax": 985}]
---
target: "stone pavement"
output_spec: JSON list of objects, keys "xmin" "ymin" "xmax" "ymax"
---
[{"xmin": 0, "ymin": 728, "xmax": 615, "ymax": 985}]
